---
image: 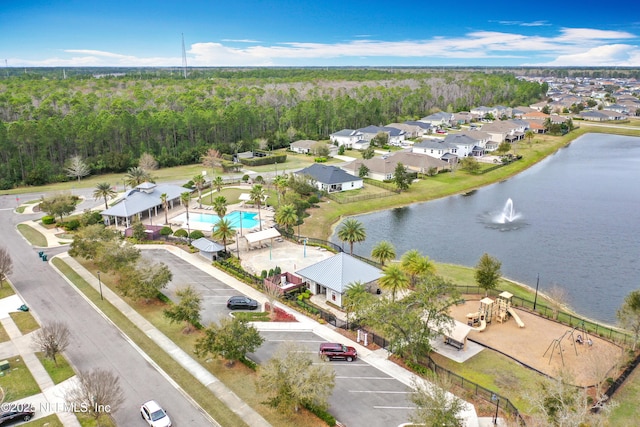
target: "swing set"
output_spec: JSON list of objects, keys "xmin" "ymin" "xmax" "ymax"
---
[{"xmin": 543, "ymin": 322, "xmax": 591, "ymax": 366}]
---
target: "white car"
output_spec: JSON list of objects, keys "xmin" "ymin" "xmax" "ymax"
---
[{"xmin": 140, "ymin": 400, "xmax": 172, "ymax": 427}]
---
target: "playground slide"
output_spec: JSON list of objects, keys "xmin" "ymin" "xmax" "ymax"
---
[
  {"xmin": 507, "ymin": 307, "xmax": 525, "ymax": 328},
  {"xmin": 472, "ymin": 319, "xmax": 487, "ymax": 332}
]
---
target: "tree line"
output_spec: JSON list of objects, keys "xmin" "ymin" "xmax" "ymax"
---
[{"xmin": 0, "ymin": 69, "xmax": 547, "ymax": 188}]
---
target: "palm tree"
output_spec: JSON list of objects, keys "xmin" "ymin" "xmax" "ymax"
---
[
  {"xmin": 273, "ymin": 174, "xmax": 289, "ymax": 206},
  {"xmin": 160, "ymin": 193, "xmax": 169, "ymax": 225},
  {"xmin": 371, "ymin": 241, "xmax": 396, "ymax": 266},
  {"xmin": 378, "ymin": 264, "xmax": 409, "ymax": 302},
  {"xmin": 213, "ymin": 196, "xmax": 228, "ymax": 220},
  {"xmin": 180, "ymin": 192, "xmax": 191, "ymax": 241},
  {"xmin": 525, "ymin": 130, "xmax": 535, "ymax": 147},
  {"xmin": 125, "ymin": 166, "xmax": 152, "ymax": 188},
  {"xmin": 343, "ymin": 281, "xmax": 374, "ymax": 325},
  {"xmin": 337, "ymin": 218, "xmax": 366, "ymax": 255},
  {"xmin": 401, "ymin": 250, "xmax": 435, "ymax": 287},
  {"xmin": 93, "ymin": 182, "xmax": 116, "ymax": 210},
  {"xmin": 250, "ymin": 184, "xmax": 266, "ymax": 231},
  {"xmin": 275, "ymin": 204, "xmax": 298, "ymax": 234},
  {"xmin": 213, "ymin": 176, "xmax": 224, "ymax": 192},
  {"xmin": 193, "ymin": 174, "xmax": 206, "ymax": 209},
  {"xmin": 212, "ymin": 218, "xmax": 235, "ymax": 253}
]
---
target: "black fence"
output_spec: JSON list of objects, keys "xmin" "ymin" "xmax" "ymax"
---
[
  {"xmin": 421, "ymin": 356, "xmax": 526, "ymax": 425},
  {"xmin": 456, "ymin": 285, "xmax": 634, "ymax": 346},
  {"xmin": 276, "ymin": 227, "xmax": 344, "ymax": 253}
]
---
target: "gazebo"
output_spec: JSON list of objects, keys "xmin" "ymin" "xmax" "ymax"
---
[{"xmin": 191, "ymin": 237, "xmax": 225, "ymax": 261}]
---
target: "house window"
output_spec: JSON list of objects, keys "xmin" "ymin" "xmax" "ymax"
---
[{"xmin": 331, "ymin": 292, "xmax": 336, "ymax": 301}]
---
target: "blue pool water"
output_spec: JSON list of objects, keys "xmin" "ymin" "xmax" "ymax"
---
[{"xmin": 173, "ymin": 210, "xmax": 259, "ymax": 229}]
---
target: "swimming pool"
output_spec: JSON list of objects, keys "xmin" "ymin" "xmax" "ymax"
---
[{"xmin": 172, "ymin": 210, "xmax": 260, "ymax": 231}]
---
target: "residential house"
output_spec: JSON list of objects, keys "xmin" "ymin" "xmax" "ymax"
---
[
  {"xmin": 295, "ymin": 163, "xmax": 363, "ymax": 193},
  {"xmin": 479, "ymin": 120, "xmax": 526, "ymax": 144},
  {"xmin": 295, "ymin": 252, "xmax": 382, "ymax": 308},
  {"xmin": 580, "ymin": 110, "xmax": 627, "ymax": 121},
  {"xmin": 357, "ymin": 125, "xmax": 407, "ymax": 145},
  {"xmin": 419, "ymin": 112, "xmax": 454, "ymax": 127},
  {"xmin": 290, "ymin": 140, "xmax": 337, "ymax": 156},
  {"xmin": 412, "ymin": 138, "xmax": 458, "ymax": 162},
  {"xmin": 342, "ymin": 151, "xmax": 448, "ymax": 181},
  {"xmin": 330, "ymin": 129, "xmax": 362, "ymax": 148},
  {"xmin": 386, "ymin": 122, "xmax": 429, "ymax": 139}
]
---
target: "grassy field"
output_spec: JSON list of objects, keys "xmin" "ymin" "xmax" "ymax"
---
[
  {"xmin": 0, "ymin": 285, "xmax": 15, "ymax": 299},
  {"xmin": 22, "ymin": 414, "xmax": 64, "ymax": 427},
  {"xmin": 17, "ymin": 223, "xmax": 48, "ymax": 247},
  {"xmin": 36, "ymin": 352, "xmax": 75, "ymax": 385},
  {"xmin": 9, "ymin": 311, "xmax": 40, "ymax": 335},
  {"xmin": 0, "ymin": 356, "xmax": 41, "ymax": 401}
]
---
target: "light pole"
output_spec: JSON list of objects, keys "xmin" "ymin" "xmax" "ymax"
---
[
  {"xmin": 533, "ymin": 273, "xmax": 540, "ymax": 311},
  {"xmin": 492, "ymin": 393, "xmax": 499, "ymax": 425},
  {"xmin": 97, "ymin": 271, "xmax": 103, "ymax": 300}
]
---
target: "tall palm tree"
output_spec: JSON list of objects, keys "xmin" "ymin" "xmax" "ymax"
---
[
  {"xmin": 125, "ymin": 166, "xmax": 152, "ymax": 188},
  {"xmin": 160, "ymin": 193, "xmax": 169, "ymax": 225},
  {"xmin": 93, "ymin": 182, "xmax": 116, "ymax": 210},
  {"xmin": 275, "ymin": 204, "xmax": 298, "ymax": 234},
  {"xmin": 193, "ymin": 174, "xmax": 206, "ymax": 209},
  {"xmin": 273, "ymin": 174, "xmax": 288, "ymax": 206},
  {"xmin": 371, "ymin": 241, "xmax": 396, "ymax": 266},
  {"xmin": 213, "ymin": 175, "xmax": 224, "ymax": 192},
  {"xmin": 250, "ymin": 184, "xmax": 266, "ymax": 231},
  {"xmin": 401, "ymin": 249, "xmax": 435, "ymax": 287},
  {"xmin": 378, "ymin": 264, "xmax": 409, "ymax": 302},
  {"xmin": 525, "ymin": 130, "xmax": 535, "ymax": 147},
  {"xmin": 213, "ymin": 196, "xmax": 228, "ymax": 221},
  {"xmin": 180, "ymin": 192, "xmax": 191, "ymax": 241},
  {"xmin": 337, "ymin": 218, "xmax": 366, "ymax": 255},
  {"xmin": 212, "ymin": 218, "xmax": 235, "ymax": 253}
]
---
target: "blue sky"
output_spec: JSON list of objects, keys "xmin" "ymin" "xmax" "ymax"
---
[{"xmin": 2, "ymin": 0, "xmax": 640, "ymax": 67}]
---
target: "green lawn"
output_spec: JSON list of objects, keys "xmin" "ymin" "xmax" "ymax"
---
[
  {"xmin": 22, "ymin": 414, "xmax": 65, "ymax": 427},
  {"xmin": 17, "ymin": 223, "xmax": 48, "ymax": 247},
  {"xmin": 36, "ymin": 352, "xmax": 75, "ymax": 385},
  {"xmin": 0, "ymin": 356, "xmax": 41, "ymax": 401},
  {"xmin": 0, "ymin": 284, "xmax": 16, "ymax": 299},
  {"xmin": 9, "ymin": 311, "xmax": 40, "ymax": 335},
  {"xmin": 609, "ymin": 362, "xmax": 640, "ymax": 425}
]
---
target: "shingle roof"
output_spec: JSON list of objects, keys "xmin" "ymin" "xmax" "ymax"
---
[
  {"xmin": 295, "ymin": 252, "xmax": 382, "ymax": 293},
  {"xmin": 296, "ymin": 164, "xmax": 362, "ymax": 185}
]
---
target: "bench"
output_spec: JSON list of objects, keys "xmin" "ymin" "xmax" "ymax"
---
[{"xmin": 444, "ymin": 336, "xmax": 464, "ymax": 351}]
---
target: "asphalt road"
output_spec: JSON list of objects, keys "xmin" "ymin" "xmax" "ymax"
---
[{"xmin": 0, "ymin": 193, "xmax": 214, "ymax": 427}]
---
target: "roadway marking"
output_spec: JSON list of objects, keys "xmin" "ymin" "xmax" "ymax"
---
[
  {"xmin": 373, "ymin": 406, "xmax": 415, "ymax": 410},
  {"xmin": 336, "ymin": 376, "xmax": 395, "ymax": 380}
]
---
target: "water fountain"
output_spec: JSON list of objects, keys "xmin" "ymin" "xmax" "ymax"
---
[
  {"xmin": 494, "ymin": 198, "xmax": 521, "ymax": 224},
  {"xmin": 478, "ymin": 198, "xmax": 526, "ymax": 231}
]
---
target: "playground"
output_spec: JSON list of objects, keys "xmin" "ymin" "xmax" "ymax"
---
[{"xmin": 446, "ymin": 292, "xmax": 623, "ymax": 387}]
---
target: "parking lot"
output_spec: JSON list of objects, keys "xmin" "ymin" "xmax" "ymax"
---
[{"xmin": 141, "ymin": 248, "xmax": 417, "ymax": 427}]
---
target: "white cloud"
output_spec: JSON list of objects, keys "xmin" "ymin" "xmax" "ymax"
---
[
  {"xmin": 8, "ymin": 26, "xmax": 640, "ymax": 67},
  {"xmin": 532, "ymin": 44, "xmax": 640, "ymax": 66}
]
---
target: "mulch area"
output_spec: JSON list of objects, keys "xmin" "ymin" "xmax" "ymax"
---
[{"xmin": 450, "ymin": 298, "xmax": 624, "ymax": 387}]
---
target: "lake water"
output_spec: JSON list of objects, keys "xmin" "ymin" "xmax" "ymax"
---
[{"xmin": 332, "ymin": 133, "xmax": 640, "ymax": 323}]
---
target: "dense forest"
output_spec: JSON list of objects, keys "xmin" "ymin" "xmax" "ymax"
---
[{"xmin": 0, "ymin": 68, "xmax": 548, "ymax": 189}]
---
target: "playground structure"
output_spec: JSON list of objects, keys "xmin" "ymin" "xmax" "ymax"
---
[
  {"xmin": 466, "ymin": 297, "xmax": 494, "ymax": 332},
  {"xmin": 466, "ymin": 292, "xmax": 525, "ymax": 332},
  {"xmin": 495, "ymin": 291, "xmax": 525, "ymax": 328},
  {"xmin": 543, "ymin": 322, "xmax": 592, "ymax": 366}
]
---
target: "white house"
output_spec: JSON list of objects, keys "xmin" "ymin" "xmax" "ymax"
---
[{"xmin": 329, "ymin": 129, "xmax": 362, "ymax": 148}]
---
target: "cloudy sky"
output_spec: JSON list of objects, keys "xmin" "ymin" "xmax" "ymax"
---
[{"xmin": 2, "ymin": 0, "xmax": 640, "ymax": 67}]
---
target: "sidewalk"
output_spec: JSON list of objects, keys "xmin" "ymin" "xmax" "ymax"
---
[
  {"xmin": 56, "ymin": 252, "xmax": 270, "ymax": 427},
  {"xmin": 0, "ymin": 304, "xmax": 81, "ymax": 426}
]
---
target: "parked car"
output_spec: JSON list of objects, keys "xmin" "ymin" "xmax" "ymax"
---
[
  {"xmin": 140, "ymin": 400, "xmax": 172, "ymax": 427},
  {"xmin": 436, "ymin": 129, "xmax": 447, "ymax": 134},
  {"xmin": 0, "ymin": 404, "xmax": 35, "ymax": 425},
  {"xmin": 226, "ymin": 296, "xmax": 259, "ymax": 310},
  {"xmin": 319, "ymin": 342, "xmax": 357, "ymax": 362}
]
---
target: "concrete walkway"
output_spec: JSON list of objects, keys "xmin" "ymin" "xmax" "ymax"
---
[{"xmin": 0, "ymin": 302, "xmax": 81, "ymax": 426}]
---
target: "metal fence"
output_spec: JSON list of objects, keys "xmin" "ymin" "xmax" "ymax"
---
[{"xmin": 456, "ymin": 285, "xmax": 634, "ymax": 346}]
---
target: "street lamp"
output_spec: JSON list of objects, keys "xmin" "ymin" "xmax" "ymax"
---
[
  {"xmin": 492, "ymin": 394, "xmax": 500, "ymax": 425},
  {"xmin": 533, "ymin": 273, "xmax": 540, "ymax": 311},
  {"xmin": 97, "ymin": 271, "xmax": 103, "ymax": 300}
]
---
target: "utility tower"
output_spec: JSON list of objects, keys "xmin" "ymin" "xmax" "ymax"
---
[{"xmin": 181, "ymin": 33, "xmax": 188, "ymax": 78}]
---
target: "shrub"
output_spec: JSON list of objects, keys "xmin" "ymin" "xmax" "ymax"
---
[
  {"xmin": 314, "ymin": 157, "xmax": 327, "ymax": 163},
  {"xmin": 271, "ymin": 307, "xmax": 296, "ymax": 322},
  {"xmin": 303, "ymin": 403, "xmax": 336, "ymax": 426},
  {"xmin": 174, "ymin": 229, "xmax": 188, "ymax": 237},
  {"xmin": 308, "ymin": 195, "xmax": 320, "ymax": 205},
  {"xmin": 42, "ymin": 215, "xmax": 56, "ymax": 225},
  {"xmin": 274, "ymin": 266, "xmax": 281, "ymax": 275},
  {"xmin": 254, "ymin": 175, "xmax": 264, "ymax": 183},
  {"xmin": 159, "ymin": 226, "xmax": 173, "ymax": 236},
  {"xmin": 64, "ymin": 219, "xmax": 81, "ymax": 231},
  {"xmin": 242, "ymin": 174, "xmax": 250, "ymax": 182},
  {"xmin": 261, "ymin": 270, "xmax": 268, "ymax": 279},
  {"xmin": 189, "ymin": 230, "xmax": 204, "ymax": 240}
]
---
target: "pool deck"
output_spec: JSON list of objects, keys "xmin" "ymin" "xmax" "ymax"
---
[{"xmin": 169, "ymin": 201, "xmax": 276, "ymax": 232}]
